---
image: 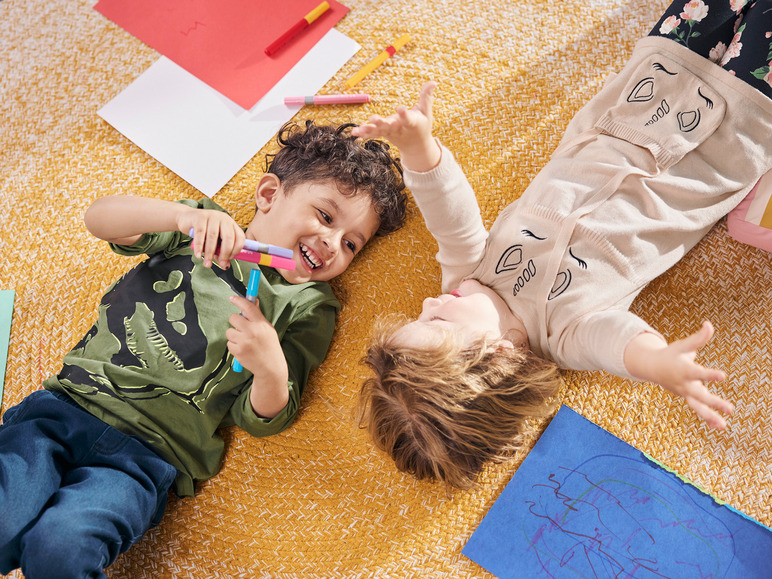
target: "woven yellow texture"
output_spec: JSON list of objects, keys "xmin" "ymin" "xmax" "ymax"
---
[{"xmin": 3, "ymin": 0, "xmax": 770, "ymax": 577}]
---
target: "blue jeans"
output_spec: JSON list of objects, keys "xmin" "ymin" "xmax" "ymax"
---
[{"xmin": 0, "ymin": 390, "xmax": 177, "ymax": 579}]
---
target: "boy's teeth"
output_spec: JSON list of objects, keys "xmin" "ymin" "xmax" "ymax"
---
[{"xmin": 300, "ymin": 243, "xmax": 322, "ymax": 269}]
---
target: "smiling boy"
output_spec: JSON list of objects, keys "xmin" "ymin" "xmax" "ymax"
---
[{"xmin": 0, "ymin": 121, "xmax": 406, "ymax": 578}]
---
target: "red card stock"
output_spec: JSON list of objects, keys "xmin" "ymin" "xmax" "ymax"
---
[{"xmin": 95, "ymin": 0, "xmax": 349, "ymax": 109}]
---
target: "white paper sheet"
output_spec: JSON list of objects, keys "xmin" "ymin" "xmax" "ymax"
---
[{"xmin": 98, "ymin": 30, "xmax": 360, "ymax": 197}]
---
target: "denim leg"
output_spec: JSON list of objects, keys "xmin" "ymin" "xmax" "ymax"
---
[
  {"xmin": 0, "ymin": 390, "xmax": 71, "ymax": 572},
  {"xmin": 19, "ymin": 456, "xmax": 174, "ymax": 579},
  {"xmin": 0, "ymin": 390, "xmax": 177, "ymax": 579}
]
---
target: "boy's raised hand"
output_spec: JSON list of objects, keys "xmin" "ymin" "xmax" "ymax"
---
[
  {"xmin": 353, "ymin": 81, "xmax": 440, "ymax": 172},
  {"xmin": 181, "ymin": 209, "xmax": 245, "ymax": 270}
]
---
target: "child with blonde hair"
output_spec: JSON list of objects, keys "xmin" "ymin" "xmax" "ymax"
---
[{"xmin": 354, "ymin": 0, "xmax": 772, "ymax": 490}]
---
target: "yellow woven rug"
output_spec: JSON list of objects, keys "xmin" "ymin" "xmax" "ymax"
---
[{"xmin": 2, "ymin": 0, "xmax": 770, "ymax": 576}]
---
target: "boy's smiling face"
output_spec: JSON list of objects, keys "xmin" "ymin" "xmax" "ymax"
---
[{"xmin": 246, "ymin": 174, "xmax": 380, "ymax": 283}]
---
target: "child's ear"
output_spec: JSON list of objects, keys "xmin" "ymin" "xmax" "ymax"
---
[
  {"xmin": 254, "ymin": 174, "xmax": 282, "ymax": 213},
  {"xmin": 486, "ymin": 339, "xmax": 517, "ymax": 354}
]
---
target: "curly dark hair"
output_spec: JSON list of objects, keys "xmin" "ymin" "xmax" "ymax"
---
[{"xmin": 265, "ymin": 121, "xmax": 407, "ymax": 237}]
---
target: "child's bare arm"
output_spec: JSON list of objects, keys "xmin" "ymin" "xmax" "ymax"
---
[
  {"xmin": 352, "ymin": 81, "xmax": 441, "ymax": 172},
  {"xmin": 227, "ymin": 295, "xmax": 290, "ymax": 418},
  {"xmin": 623, "ymin": 321, "xmax": 733, "ymax": 429},
  {"xmin": 85, "ymin": 195, "xmax": 245, "ymax": 269}
]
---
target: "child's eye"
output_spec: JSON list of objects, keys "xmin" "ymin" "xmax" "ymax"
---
[
  {"xmin": 522, "ymin": 229, "xmax": 546, "ymax": 240},
  {"xmin": 569, "ymin": 248, "xmax": 587, "ymax": 269},
  {"xmin": 318, "ymin": 210, "xmax": 332, "ymax": 224},
  {"xmin": 345, "ymin": 240, "xmax": 357, "ymax": 253}
]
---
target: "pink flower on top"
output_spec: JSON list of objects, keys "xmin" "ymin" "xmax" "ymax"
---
[
  {"xmin": 730, "ymin": 0, "xmax": 748, "ymax": 12},
  {"xmin": 659, "ymin": 15, "xmax": 681, "ymax": 35},
  {"xmin": 681, "ymin": 0, "xmax": 709, "ymax": 22},
  {"xmin": 765, "ymin": 69, "xmax": 772, "ymax": 89},
  {"xmin": 709, "ymin": 41, "xmax": 727, "ymax": 63},
  {"xmin": 720, "ymin": 32, "xmax": 744, "ymax": 65}
]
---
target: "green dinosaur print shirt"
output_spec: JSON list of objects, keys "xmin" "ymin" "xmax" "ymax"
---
[{"xmin": 44, "ymin": 199, "xmax": 340, "ymax": 496}]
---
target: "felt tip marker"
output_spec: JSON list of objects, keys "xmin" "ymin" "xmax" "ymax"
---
[
  {"xmin": 188, "ymin": 229, "xmax": 293, "ymax": 259},
  {"xmin": 344, "ymin": 33, "xmax": 411, "ymax": 89},
  {"xmin": 265, "ymin": 1, "xmax": 330, "ymax": 56},
  {"xmin": 284, "ymin": 94, "xmax": 371, "ymax": 106},
  {"xmin": 236, "ymin": 248, "xmax": 297, "ymax": 271},
  {"xmin": 232, "ymin": 268, "xmax": 261, "ymax": 372}
]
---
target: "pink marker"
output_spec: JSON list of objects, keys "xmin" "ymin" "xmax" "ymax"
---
[
  {"xmin": 236, "ymin": 248, "xmax": 296, "ymax": 271},
  {"xmin": 284, "ymin": 94, "xmax": 371, "ymax": 106}
]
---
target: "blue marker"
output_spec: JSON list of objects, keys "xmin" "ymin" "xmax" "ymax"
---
[{"xmin": 232, "ymin": 268, "xmax": 261, "ymax": 372}]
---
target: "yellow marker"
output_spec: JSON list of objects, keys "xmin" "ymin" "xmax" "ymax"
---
[
  {"xmin": 344, "ymin": 34, "xmax": 411, "ymax": 89},
  {"xmin": 265, "ymin": 1, "xmax": 330, "ymax": 57}
]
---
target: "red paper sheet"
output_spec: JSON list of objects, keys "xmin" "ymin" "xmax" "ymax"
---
[{"xmin": 95, "ymin": 0, "xmax": 349, "ymax": 109}]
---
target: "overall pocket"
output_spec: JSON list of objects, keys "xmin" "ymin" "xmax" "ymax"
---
[{"xmin": 594, "ymin": 54, "xmax": 726, "ymax": 169}]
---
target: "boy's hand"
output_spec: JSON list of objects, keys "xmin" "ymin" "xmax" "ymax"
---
[
  {"xmin": 624, "ymin": 321, "xmax": 733, "ymax": 429},
  {"xmin": 181, "ymin": 210, "xmax": 245, "ymax": 269},
  {"xmin": 227, "ymin": 295, "xmax": 290, "ymax": 418},
  {"xmin": 352, "ymin": 81, "xmax": 441, "ymax": 172}
]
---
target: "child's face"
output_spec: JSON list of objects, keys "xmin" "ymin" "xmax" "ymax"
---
[
  {"xmin": 393, "ymin": 279, "xmax": 521, "ymax": 350},
  {"xmin": 247, "ymin": 175, "xmax": 380, "ymax": 283}
]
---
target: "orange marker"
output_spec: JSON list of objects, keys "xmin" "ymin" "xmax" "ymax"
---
[{"xmin": 265, "ymin": 2, "xmax": 330, "ymax": 56}]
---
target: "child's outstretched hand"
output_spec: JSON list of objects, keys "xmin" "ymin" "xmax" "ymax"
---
[
  {"xmin": 227, "ymin": 295, "xmax": 290, "ymax": 418},
  {"xmin": 624, "ymin": 320, "xmax": 733, "ymax": 430},
  {"xmin": 352, "ymin": 81, "xmax": 440, "ymax": 172},
  {"xmin": 181, "ymin": 209, "xmax": 245, "ymax": 270}
]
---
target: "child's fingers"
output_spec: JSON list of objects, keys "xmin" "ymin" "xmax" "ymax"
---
[
  {"xmin": 373, "ymin": 115, "xmax": 401, "ymax": 133},
  {"xmin": 201, "ymin": 224, "xmax": 222, "ymax": 267},
  {"xmin": 229, "ymin": 295, "xmax": 262, "ymax": 320},
  {"xmin": 694, "ymin": 404, "xmax": 727, "ymax": 430},
  {"xmin": 366, "ymin": 114, "xmax": 391, "ymax": 130},
  {"xmin": 682, "ymin": 376, "xmax": 733, "ymax": 429},
  {"xmin": 216, "ymin": 230, "xmax": 235, "ymax": 269},
  {"xmin": 353, "ymin": 116, "xmax": 391, "ymax": 139},
  {"xmin": 685, "ymin": 394, "xmax": 729, "ymax": 430},
  {"xmin": 416, "ymin": 81, "xmax": 437, "ymax": 115},
  {"xmin": 217, "ymin": 225, "xmax": 244, "ymax": 269},
  {"xmin": 689, "ymin": 382, "xmax": 733, "ymax": 415},
  {"xmin": 396, "ymin": 106, "xmax": 412, "ymax": 125},
  {"xmin": 695, "ymin": 365, "xmax": 726, "ymax": 384},
  {"xmin": 677, "ymin": 320, "xmax": 715, "ymax": 354},
  {"xmin": 200, "ymin": 217, "xmax": 238, "ymax": 268},
  {"xmin": 190, "ymin": 223, "xmax": 207, "ymax": 258},
  {"xmin": 350, "ymin": 125, "xmax": 371, "ymax": 138}
]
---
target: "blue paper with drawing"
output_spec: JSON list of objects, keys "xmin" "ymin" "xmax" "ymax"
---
[{"xmin": 463, "ymin": 406, "xmax": 772, "ymax": 578}]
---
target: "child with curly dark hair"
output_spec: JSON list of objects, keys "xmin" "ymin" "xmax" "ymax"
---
[
  {"xmin": 354, "ymin": 0, "xmax": 772, "ymax": 491},
  {"xmin": 0, "ymin": 121, "xmax": 406, "ymax": 578}
]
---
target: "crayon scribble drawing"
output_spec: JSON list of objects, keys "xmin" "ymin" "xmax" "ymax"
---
[{"xmin": 463, "ymin": 406, "xmax": 772, "ymax": 578}]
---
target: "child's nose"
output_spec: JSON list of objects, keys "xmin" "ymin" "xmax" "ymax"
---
[
  {"xmin": 419, "ymin": 296, "xmax": 441, "ymax": 318},
  {"xmin": 324, "ymin": 229, "xmax": 348, "ymax": 256},
  {"xmin": 320, "ymin": 235, "xmax": 338, "ymax": 259}
]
